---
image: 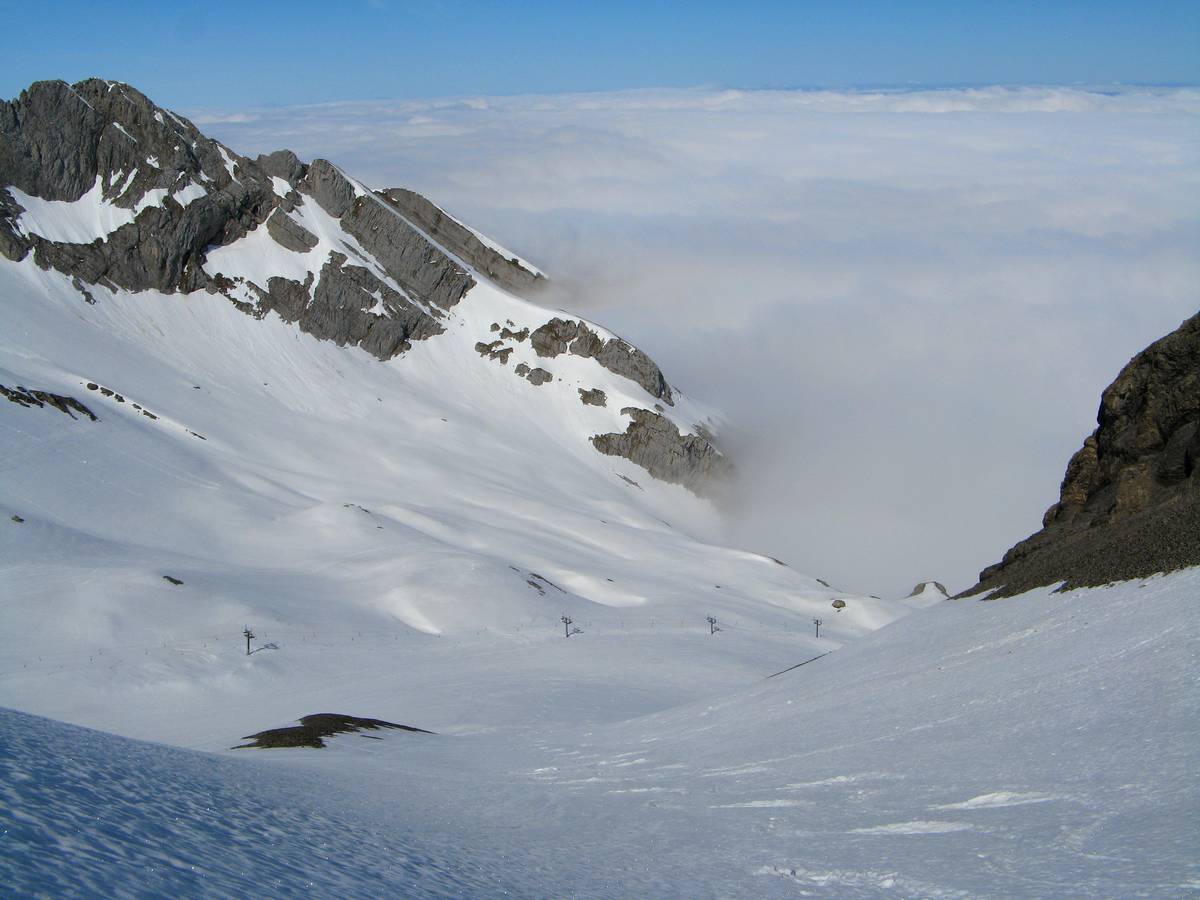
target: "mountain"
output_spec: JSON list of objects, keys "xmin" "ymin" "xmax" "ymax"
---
[
  {"xmin": 969, "ymin": 312, "xmax": 1199, "ymax": 597},
  {"xmin": 0, "ymin": 79, "xmax": 906, "ymax": 741}
]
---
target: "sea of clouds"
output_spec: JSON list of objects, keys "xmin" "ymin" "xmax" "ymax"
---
[{"xmin": 196, "ymin": 85, "xmax": 1200, "ymax": 596}]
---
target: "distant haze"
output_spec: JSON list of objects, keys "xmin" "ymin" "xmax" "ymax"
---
[{"xmin": 199, "ymin": 86, "xmax": 1200, "ymax": 596}]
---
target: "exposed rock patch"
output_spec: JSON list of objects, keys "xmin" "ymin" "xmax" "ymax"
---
[
  {"xmin": 1, "ymin": 384, "xmax": 97, "ymax": 420},
  {"xmin": 475, "ymin": 340, "xmax": 513, "ymax": 364},
  {"xmin": 531, "ymin": 318, "xmax": 673, "ymax": 405},
  {"xmin": 265, "ymin": 208, "xmax": 318, "ymax": 253},
  {"xmin": 578, "ymin": 388, "xmax": 607, "ymax": 407},
  {"xmin": 592, "ymin": 407, "xmax": 731, "ymax": 497},
  {"xmin": 0, "ymin": 81, "xmax": 468, "ymax": 363},
  {"xmin": 234, "ymin": 713, "xmax": 433, "ymax": 749},
  {"xmin": 967, "ymin": 312, "xmax": 1200, "ymax": 597},
  {"xmin": 376, "ymin": 187, "xmax": 546, "ymax": 297}
]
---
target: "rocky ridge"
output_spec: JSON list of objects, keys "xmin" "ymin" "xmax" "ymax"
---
[
  {"xmin": 0, "ymin": 79, "xmax": 730, "ymax": 496},
  {"xmin": 968, "ymin": 312, "xmax": 1199, "ymax": 597}
]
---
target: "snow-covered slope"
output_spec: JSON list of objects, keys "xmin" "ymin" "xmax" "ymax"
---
[{"xmin": 5, "ymin": 572, "xmax": 1195, "ymax": 897}]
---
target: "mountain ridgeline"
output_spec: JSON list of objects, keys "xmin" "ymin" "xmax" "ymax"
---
[{"xmin": 0, "ymin": 78, "xmax": 729, "ymax": 494}]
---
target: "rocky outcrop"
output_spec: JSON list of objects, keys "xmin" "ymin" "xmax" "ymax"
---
[
  {"xmin": 0, "ymin": 80, "xmax": 472, "ymax": 361},
  {"xmin": 376, "ymin": 187, "xmax": 545, "ymax": 297},
  {"xmin": 514, "ymin": 363, "xmax": 552, "ymax": 385},
  {"xmin": 257, "ymin": 253, "xmax": 444, "ymax": 361},
  {"xmin": 1, "ymin": 384, "xmax": 97, "ymax": 420},
  {"xmin": 531, "ymin": 317, "xmax": 673, "ymax": 404},
  {"xmin": 592, "ymin": 408, "xmax": 730, "ymax": 496},
  {"xmin": 578, "ymin": 388, "xmax": 607, "ymax": 407},
  {"xmin": 1, "ymin": 79, "xmax": 278, "ymax": 292},
  {"xmin": 968, "ymin": 312, "xmax": 1200, "ymax": 597},
  {"xmin": 265, "ymin": 208, "xmax": 317, "ymax": 253}
]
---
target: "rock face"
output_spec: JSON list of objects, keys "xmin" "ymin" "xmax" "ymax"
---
[
  {"xmin": 1, "ymin": 384, "xmax": 97, "ymax": 420},
  {"xmin": 376, "ymin": 187, "xmax": 545, "ymax": 297},
  {"xmin": 968, "ymin": 312, "xmax": 1200, "ymax": 597},
  {"xmin": 0, "ymin": 80, "xmax": 471, "ymax": 361},
  {"xmin": 531, "ymin": 318, "xmax": 673, "ymax": 405},
  {"xmin": 592, "ymin": 408, "xmax": 731, "ymax": 496},
  {"xmin": 0, "ymin": 79, "xmax": 730, "ymax": 497}
]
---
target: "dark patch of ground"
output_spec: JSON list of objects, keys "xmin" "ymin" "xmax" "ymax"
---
[
  {"xmin": 234, "ymin": 714, "xmax": 433, "ymax": 749},
  {"xmin": 1, "ymin": 384, "xmax": 97, "ymax": 420}
]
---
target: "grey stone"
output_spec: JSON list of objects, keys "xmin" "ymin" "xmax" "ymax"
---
[
  {"xmin": 531, "ymin": 317, "xmax": 672, "ymax": 404},
  {"xmin": 591, "ymin": 407, "xmax": 731, "ymax": 497},
  {"xmin": 578, "ymin": 388, "xmax": 607, "ymax": 407},
  {"xmin": 2, "ymin": 79, "xmax": 279, "ymax": 294},
  {"xmin": 255, "ymin": 149, "xmax": 307, "ymax": 185},
  {"xmin": 377, "ymin": 187, "xmax": 546, "ymax": 297},
  {"xmin": 301, "ymin": 159, "xmax": 355, "ymax": 218},
  {"xmin": 967, "ymin": 311, "xmax": 1200, "ymax": 597},
  {"xmin": 258, "ymin": 257, "xmax": 442, "ymax": 361},
  {"xmin": 1, "ymin": 383, "xmax": 97, "ymax": 420},
  {"xmin": 265, "ymin": 208, "xmax": 318, "ymax": 253},
  {"xmin": 336, "ymin": 191, "xmax": 475, "ymax": 313}
]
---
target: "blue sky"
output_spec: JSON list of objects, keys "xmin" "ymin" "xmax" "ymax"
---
[{"xmin": 1, "ymin": 0, "xmax": 1197, "ymax": 106}]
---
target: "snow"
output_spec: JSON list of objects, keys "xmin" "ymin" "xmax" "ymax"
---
[
  {"xmin": 2, "ymin": 568, "xmax": 1193, "ymax": 896},
  {"xmin": 216, "ymin": 144, "xmax": 240, "ymax": 181},
  {"xmin": 1, "ymin": 177, "xmax": 1195, "ymax": 896},
  {"xmin": 171, "ymin": 182, "xmax": 208, "ymax": 207},
  {"xmin": 111, "ymin": 121, "xmax": 137, "ymax": 142},
  {"xmin": 6, "ymin": 175, "xmax": 207, "ymax": 243},
  {"xmin": 8, "ymin": 179, "xmax": 138, "ymax": 243}
]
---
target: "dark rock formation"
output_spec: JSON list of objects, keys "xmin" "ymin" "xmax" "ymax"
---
[
  {"xmin": 1, "ymin": 79, "xmax": 278, "ymax": 293},
  {"xmin": 1, "ymin": 79, "xmax": 728, "ymax": 493},
  {"xmin": 265, "ymin": 208, "xmax": 317, "ymax": 252},
  {"xmin": 234, "ymin": 713, "xmax": 433, "ymax": 750},
  {"xmin": 514, "ymin": 363, "xmax": 553, "ymax": 385},
  {"xmin": 0, "ymin": 80, "xmax": 471, "ymax": 361},
  {"xmin": 968, "ymin": 312, "xmax": 1200, "ymax": 597},
  {"xmin": 1, "ymin": 384, "xmax": 97, "ymax": 420},
  {"xmin": 256, "ymin": 253, "xmax": 443, "ymax": 360},
  {"xmin": 474, "ymin": 339, "xmax": 512, "ymax": 364},
  {"xmin": 531, "ymin": 317, "xmax": 673, "ymax": 405},
  {"xmin": 376, "ymin": 187, "xmax": 546, "ymax": 297},
  {"xmin": 592, "ymin": 407, "xmax": 731, "ymax": 496},
  {"xmin": 578, "ymin": 388, "xmax": 607, "ymax": 407}
]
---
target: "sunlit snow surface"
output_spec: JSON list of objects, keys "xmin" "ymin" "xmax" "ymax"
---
[{"xmin": 2, "ymin": 573, "xmax": 1196, "ymax": 897}]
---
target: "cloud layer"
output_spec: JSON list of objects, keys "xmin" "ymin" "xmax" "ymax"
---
[{"xmin": 198, "ymin": 86, "xmax": 1200, "ymax": 596}]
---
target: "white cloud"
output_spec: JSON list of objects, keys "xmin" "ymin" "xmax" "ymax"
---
[{"xmin": 197, "ymin": 86, "xmax": 1200, "ymax": 596}]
